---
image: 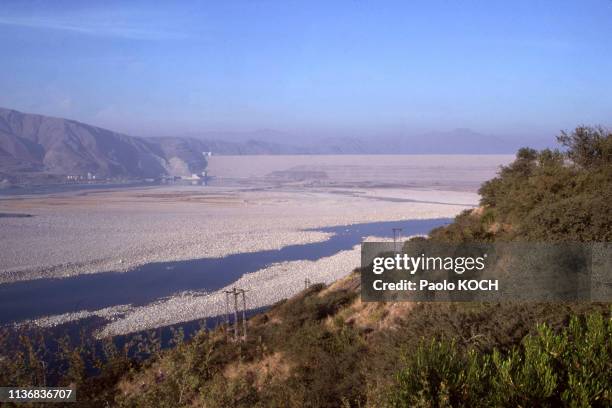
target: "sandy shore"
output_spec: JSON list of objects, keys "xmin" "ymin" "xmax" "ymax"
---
[
  {"xmin": 0, "ymin": 186, "xmax": 475, "ymax": 284},
  {"xmin": 5, "ymin": 185, "xmax": 473, "ymax": 335},
  {"xmin": 98, "ymin": 241, "xmax": 370, "ymax": 336},
  {"xmin": 32, "ymin": 236, "xmax": 387, "ymax": 336}
]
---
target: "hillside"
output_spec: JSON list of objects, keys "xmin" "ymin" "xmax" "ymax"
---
[
  {"xmin": 96, "ymin": 273, "xmax": 604, "ymax": 408},
  {"xmin": 429, "ymin": 126, "xmax": 612, "ymax": 243},
  {"xmin": 113, "ymin": 127, "xmax": 612, "ymax": 407},
  {"xmin": 0, "ymin": 108, "xmax": 211, "ymax": 180}
]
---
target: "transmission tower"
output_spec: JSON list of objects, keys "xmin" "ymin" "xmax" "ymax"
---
[
  {"xmin": 223, "ymin": 287, "xmax": 249, "ymax": 342},
  {"xmin": 392, "ymin": 227, "xmax": 403, "ymax": 252}
]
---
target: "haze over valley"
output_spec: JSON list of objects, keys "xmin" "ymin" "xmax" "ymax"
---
[{"xmin": 2, "ymin": 107, "xmax": 528, "ymax": 186}]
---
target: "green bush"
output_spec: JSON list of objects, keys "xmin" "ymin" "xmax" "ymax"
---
[
  {"xmin": 431, "ymin": 126, "xmax": 612, "ymax": 243},
  {"xmin": 387, "ymin": 311, "xmax": 611, "ymax": 407}
]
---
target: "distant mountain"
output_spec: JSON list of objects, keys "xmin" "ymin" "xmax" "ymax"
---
[
  {"xmin": 0, "ymin": 107, "xmax": 524, "ymax": 181},
  {"xmin": 296, "ymin": 129, "xmax": 517, "ymax": 154},
  {"xmin": 380, "ymin": 128, "xmax": 515, "ymax": 154},
  {"xmin": 0, "ymin": 107, "xmax": 201, "ymax": 179},
  {"xmin": 188, "ymin": 128, "xmax": 528, "ymax": 155},
  {"xmin": 0, "ymin": 108, "xmax": 315, "ymax": 180}
]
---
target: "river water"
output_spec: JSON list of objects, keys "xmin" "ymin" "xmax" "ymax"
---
[{"xmin": 0, "ymin": 218, "xmax": 450, "ymax": 325}]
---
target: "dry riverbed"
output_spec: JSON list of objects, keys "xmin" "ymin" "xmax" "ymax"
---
[
  {"xmin": 1, "ymin": 154, "xmax": 513, "ymax": 334},
  {"xmin": 0, "ymin": 186, "xmax": 474, "ymax": 284}
]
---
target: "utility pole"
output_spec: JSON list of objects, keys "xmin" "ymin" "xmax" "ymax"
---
[
  {"xmin": 392, "ymin": 228, "xmax": 403, "ymax": 252},
  {"xmin": 241, "ymin": 289, "xmax": 247, "ymax": 341},
  {"xmin": 224, "ymin": 290, "xmax": 230, "ymax": 340},
  {"xmin": 223, "ymin": 287, "xmax": 249, "ymax": 342},
  {"xmin": 233, "ymin": 288, "xmax": 239, "ymax": 341}
]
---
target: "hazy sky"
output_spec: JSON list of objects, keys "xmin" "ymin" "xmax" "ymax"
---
[{"xmin": 1, "ymin": 0, "xmax": 611, "ymax": 140}]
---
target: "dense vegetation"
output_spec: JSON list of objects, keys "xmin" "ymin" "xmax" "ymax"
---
[
  {"xmin": 389, "ymin": 312, "xmax": 611, "ymax": 407},
  {"xmin": 430, "ymin": 126, "xmax": 612, "ymax": 242},
  {"xmin": 0, "ymin": 127, "xmax": 610, "ymax": 407}
]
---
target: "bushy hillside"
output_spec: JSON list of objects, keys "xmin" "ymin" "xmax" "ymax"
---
[
  {"xmin": 115, "ymin": 127, "xmax": 610, "ymax": 407},
  {"xmin": 429, "ymin": 126, "xmax": 612, "ymax": 243},
  {"xmin": 108, "ymin": 279, "xmax": 607, "ymax": 408}
]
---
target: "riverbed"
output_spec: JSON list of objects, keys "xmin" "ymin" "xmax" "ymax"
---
[{"xmin": 0, "ymin": 154, "xmax": 511, "ymax": 334}]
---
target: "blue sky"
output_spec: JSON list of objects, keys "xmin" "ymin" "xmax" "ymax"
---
[{"xmin": 1, "ymin": 0, "xmax": 611, "ymax": 140}]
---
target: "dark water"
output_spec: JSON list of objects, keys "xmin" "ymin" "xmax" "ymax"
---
[
  {"xmin": 5, "ymin": 306, "xmax": 271, "ymax": 378},
  {"xmin": 0, "ymin": 218, "xmax": 450, "ymax": 325}
]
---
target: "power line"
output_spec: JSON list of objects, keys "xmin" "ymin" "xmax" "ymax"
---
[
  {"xmin": 223, "ymin": 287, "xmax": 249, "ymax": 342},
  {"xmin": 392, "ymin": 227, "xmax": 403, "ymax": 252}
]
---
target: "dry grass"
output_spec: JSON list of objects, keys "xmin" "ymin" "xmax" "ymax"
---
[{"xmin": 223, "ymin": 352, "xmax": 293, "ymax": 391}]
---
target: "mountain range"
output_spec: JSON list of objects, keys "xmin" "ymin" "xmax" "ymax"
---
[
  {"xmin": 0, "ymin": 108, "xmax": 294, "ymax": 181},
  {"xmin": 0, "ymin": 107, "xmax": 528, "ymax": 181}
]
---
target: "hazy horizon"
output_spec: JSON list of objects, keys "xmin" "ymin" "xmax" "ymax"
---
[
  {"xmin": 1, "ymin": 1, "xmax": 611, "ymax": 143},
  {"xmin": 0, "ymin": 105, "xmax": 553, "ymax": 152}
]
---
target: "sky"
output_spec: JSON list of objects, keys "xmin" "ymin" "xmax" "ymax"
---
[{"xmin": 0, "ymin": 0, "xmax": 611, "ymax": 141}]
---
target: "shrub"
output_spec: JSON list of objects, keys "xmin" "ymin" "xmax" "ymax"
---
[
  {"xmin": 387, "ymin": 311, "xmax": 611, "ymax": 407},
  {"xmin": 432, "ymin": 127, "xmax": 612, "ymax": 243}
]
